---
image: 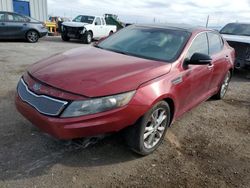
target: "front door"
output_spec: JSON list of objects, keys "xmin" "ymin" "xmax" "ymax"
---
[
  {"xmin": 5, "ymin": 13, "xmax": 27, "ymax": 38},
  {"xmin": 93, "ymin": 17, "xmax": 105, "ymax": 38},
  {"xmin": 179, "ymin": 32, "xmax": 213, "ymax": 113}
]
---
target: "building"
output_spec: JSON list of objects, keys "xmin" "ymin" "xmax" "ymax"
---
[{"xmin": 0, "ymin": 0, "xmax": 47, "ymax": 21}]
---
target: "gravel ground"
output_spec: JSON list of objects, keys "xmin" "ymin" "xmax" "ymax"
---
[{"xmin": 0, "ymin": 37, "xmax": 249, "ymax": 188}]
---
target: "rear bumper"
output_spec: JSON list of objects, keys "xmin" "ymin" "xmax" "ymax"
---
[{"xmin": 15, "ymin": 94, "xmax": 144, "ymax": 140}]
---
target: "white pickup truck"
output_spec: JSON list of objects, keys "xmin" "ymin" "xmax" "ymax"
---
[{"xmin": 61, "ymin": 15, "xmax": 117, "ymax": 44}]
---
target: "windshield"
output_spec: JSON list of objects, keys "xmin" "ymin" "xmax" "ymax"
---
[
  {"xmin": 97, "ymin": 25, "xmax": 190, "ymax": 62},
  {"xmin": 72, "ymin": 15, "xmax": 94, "ymax": 24},
  {"xmin": 220, "ymin": 23, "xmax": 250, "ymax": 36}
]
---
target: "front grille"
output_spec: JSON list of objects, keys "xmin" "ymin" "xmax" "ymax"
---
[
  {"xmin": 65, "ymin": 26, "xmax": 83, "ymax": 35},
  {"xmin": 17, "ymin": 79, "xmax": 68, "ymax": 116}
]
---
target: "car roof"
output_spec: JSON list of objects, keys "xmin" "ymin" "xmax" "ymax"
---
[
  {"xmin": 134, "ymin": 23, "xmax": 210, "ymax": 33},
  {"xmin": 0, "ymin": 11, "xmax": 21, "ymax": 14},
  {"xmin": 225, "ymin": 22, "xmax": 250, "ymax": 25}
]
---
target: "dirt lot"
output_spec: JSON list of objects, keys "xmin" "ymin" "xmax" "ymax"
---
[{"xmin": 0, "ymin": 37, "xmax": 249, "ymax": 188}]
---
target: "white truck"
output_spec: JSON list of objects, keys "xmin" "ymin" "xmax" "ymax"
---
[{"xmin": 61, "ymin": 15, "xmax": 117, "ymax": 44}]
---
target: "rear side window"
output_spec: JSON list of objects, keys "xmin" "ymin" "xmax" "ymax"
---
[
  {"xmin": 101, "ymin": 18, "xmax": 105, "ymax": 25},
  {"xmin": 207, "ymin": 32, "xmax": 223, "ymax": 55},
  {"xmin": 0, "ymin": 13, "xmax": 5, "ymax": 21},
  {"xmin": 186, "ymin": 33, "xmax": 208, "ymax": 59}
]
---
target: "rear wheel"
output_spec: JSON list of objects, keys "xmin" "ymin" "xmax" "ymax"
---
[
  {"xmin": 109, "ymin": 31, "xmax": 113, "ymax": 35},
  {"xmin": 124, "ymin": 101, "xmax": 171, "ymax": 155},
  {"xmin": 26, "ymin": 30, "xmax": 39, "ymax": 43},
  {"xmin": 61, "ymin": 33, "xmax": 70, "ymax": 41},
  {"xmin": 213, "ymin": 71, "xmax": 231, "ymax": 100}
]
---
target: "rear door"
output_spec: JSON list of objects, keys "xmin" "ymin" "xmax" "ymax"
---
[
  {"xmin": 5, "ymin": 13, "xmax": 27, "ymax": 38},
  {"xmin": 207, "ymin": 32, "xmax": 228, "ymax": 92},
  {"xmin": 0, "ymin": 12, "xmax": 7, "ymax": 38}
]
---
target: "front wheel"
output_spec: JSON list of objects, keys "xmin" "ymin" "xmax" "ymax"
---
[
  {"xmin": 61, "ymin": 33, "xmax": 70, "ymax": 41},
  {"xmin": 124, "ymin": 101, "xmax": 171, "ymax": 155},
  {"xmin": 26, "ymin": 30, "xmax": 39, "ymax": 43},
  {"xmin": 84, "ymin": 31, "xmax": 92, "ymax": 44},
  {"xmin": 213, "ymin": 71, "xmax": 231, "ymax": 100}
]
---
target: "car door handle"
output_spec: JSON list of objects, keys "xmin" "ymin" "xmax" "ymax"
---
[
  {"xmin": 207, "ymin": 64, "xmax": 214, "ymax": 70},
  {"xmin": 23, "ymin": 23, "xmax": 27, "ymax": 26},
  {"xmin": 0, "ymin": 22, "xmax": 5, "ymax": 26}
]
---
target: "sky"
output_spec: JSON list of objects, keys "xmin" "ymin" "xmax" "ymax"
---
[{"xmin": 48, "ymin": 0, "xmax": 250, "ymax": 27}]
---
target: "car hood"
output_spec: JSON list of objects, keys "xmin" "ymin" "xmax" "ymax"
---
[
  {"xmin": 222, "ymin": 34, "xmax": 250, "ymax": 44},
  {"xmin": 28, "ymin": 47, "xmax": 171, "ymax": 97},
  {"xmin": 62, "ymin": 21, "xmax": 89, "ymax": 27}
]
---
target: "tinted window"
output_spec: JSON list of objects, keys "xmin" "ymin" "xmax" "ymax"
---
[
  {"xmin": 186, "ymin": 33, "xmax": 208, "ymax": 59},
  {"xmin": 98, "ymin": 26, "xmax": 190, "ymax": 62},
  {"xmin": 0, "ymin": 13, "xmax": 5, "ymax": 21},
  {"xmin": 220, "ymin": 23, "xmax": 250, "ymax": 36},
  {"xmin": 7, "ymin": 13, "xmax": 26, "ymax": 22},
  {"xmin": 95, "ymin": 17, "xmax": 101, "ymax": 25},
  {"xmin": 208, "ymin": 32, "xmax": 223, "ymax": 55}
]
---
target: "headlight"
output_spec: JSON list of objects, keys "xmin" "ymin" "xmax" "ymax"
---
[
  {"xmin": 61, "ymin": 91, "xmax": 135, "ymax": 117},
  {"xmin": 80, "ymin": 28, "xmax": 86, "ymax": 34}
]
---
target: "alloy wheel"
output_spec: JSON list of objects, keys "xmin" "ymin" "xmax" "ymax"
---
[
  {"xmin": 143, "ymin": 108, "xmax": 167, "ymax": 149},
  {"xmin": 220, "ymin": 72, "xmax": 231, "ymax": 98},
  {"xmin": 27, "ymin": 31, "xmax": 39, "ymax": 43}
]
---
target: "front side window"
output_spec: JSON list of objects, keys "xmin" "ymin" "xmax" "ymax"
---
[
  {"xmin": 98, "ymin": 25, "xmax": 190, "ymax": 62},
  {"xmin": 186, "ymin": 33, "xmax": 208, "ymax": 59},
  {"xmin": 0, "ymin": 13, "xmax": 5, "ymax": 21},
  {"xmin": 207, "ymin": 32, "xmax": 223, "ymax": 55},
  {"xmin": 95, "ymin": 17, "xmax": 101, "ymax": 25},
  {"xmin": 7, "ymin": 13, "xmax": 26, "ymax": 22}
]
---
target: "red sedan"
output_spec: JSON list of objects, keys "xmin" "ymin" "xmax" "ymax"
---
[{"xmin": 16, "ymin": 24, "xmax": 235, "ymax": 155}]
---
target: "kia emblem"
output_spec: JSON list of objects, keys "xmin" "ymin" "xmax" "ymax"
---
[{"xmin": 33, "ymin": 83, "xmax": 41, "ymax": 91}]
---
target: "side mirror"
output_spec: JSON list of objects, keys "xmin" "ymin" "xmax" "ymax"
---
[
  {"xmin": 94, "ymin": 22, "xmax": 98, "ymax": 25},
  {"xmin": 183, "ymin": 53, "xmax": 212, "ymax": 69},
  {"xmin": 25, "ymin": 18, "xmax": 30, "ymax": 22},
  {"xmin": 189, "ymin": 53, "xmax": 212, "ymax": 65}
]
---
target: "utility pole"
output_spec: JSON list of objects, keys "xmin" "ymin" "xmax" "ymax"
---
[{"xmin": 206, "ymin": 15, "xmax": 209, "ymax": 28}]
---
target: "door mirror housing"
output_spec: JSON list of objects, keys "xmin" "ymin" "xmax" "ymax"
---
[
  {"xmin": 94, "ymin": 22, "xmax": 98, "ymax": 25},
  {"xmin": 188, "ymin": 53, "xmax": 212, "ymax": 65}
]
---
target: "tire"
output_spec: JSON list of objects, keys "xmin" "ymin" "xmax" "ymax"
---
[
  {"xmin": 213, "ymin": 71, "xmax": 231, "ymax": 100},
  {"xmin": 124, "ymin": 101, "xmax": 171, "ymax": 155},
  {"xmin": 109, "ymin": 31, "xmax": 113, "ymax": 35},
  {"xmin": 61, "ymin": 33, "xmax": 70, "ymax": 41},
  {"xmin": 26, "ymin": 30, "xmax": 39, "ymax": 43},
  {"xmin": 84, "ymin": 31, "xmax": 92, "ymax": 44},
  {"xmin": 84, "ymin": 31, "xmax": 93, "ymax": 44}
]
